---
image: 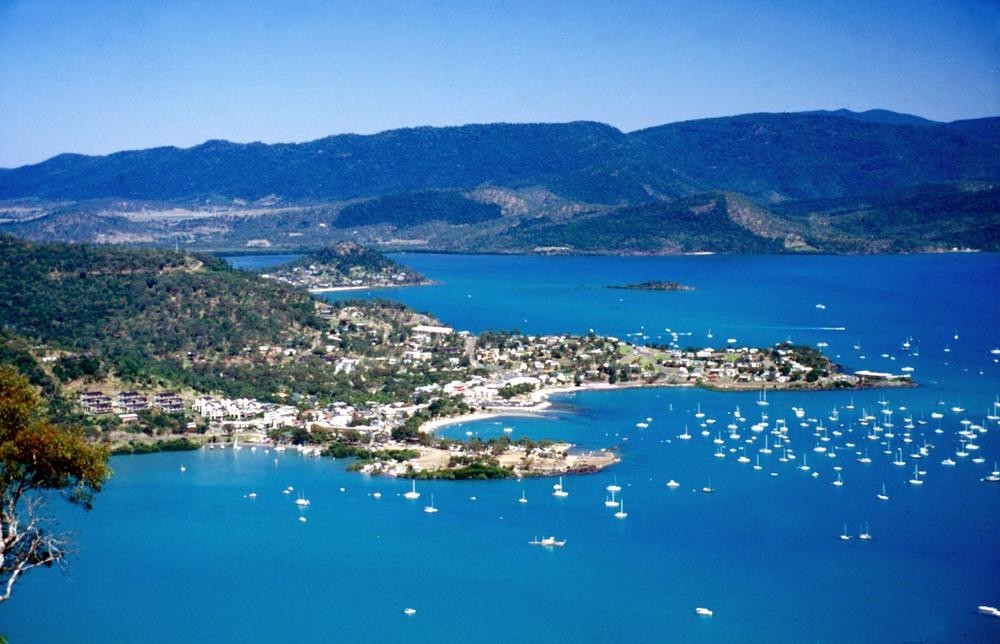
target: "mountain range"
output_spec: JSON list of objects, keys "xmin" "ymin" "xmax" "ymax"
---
[{"xmin": 1, "ymin": 109, "xmax": 997, "ymax": 253}]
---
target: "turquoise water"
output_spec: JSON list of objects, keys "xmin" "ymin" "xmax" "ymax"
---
[{"xmin": 6, "ymin": 253, "xmax": 1000, "ymax": 643}]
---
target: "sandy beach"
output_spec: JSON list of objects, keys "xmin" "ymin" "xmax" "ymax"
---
[{"xmin": 418, "ymin": 381, "xmax": 655, "ymax": 434}]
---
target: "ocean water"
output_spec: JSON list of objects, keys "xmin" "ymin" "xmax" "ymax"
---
[{"xmin": 5, "ymin": 253, "xmax": 999, "ymax": 643}]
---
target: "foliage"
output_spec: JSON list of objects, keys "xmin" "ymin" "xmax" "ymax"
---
[
  {"xmin": 335, "ymin": 191, "xmax": 502, "ymax": 228},
  {"xmin": 111, "ymin": 437, "xmax": 200, "ymax": 455},
  {"xmin": 0, "ymin": 365, "xmax": 111, "ymax": 602},
  {"xmin": 498, "ymin": 383, "xmax": 535, "ymax": 399},
  {"xmin": 496, "ymin": 195, "xmax": 785, "ymax": 254}
]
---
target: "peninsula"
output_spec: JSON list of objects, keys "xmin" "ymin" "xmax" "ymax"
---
[
  {"xmin": 262, "ymin": 241, "xmax": 430, "ymax": 291},
  {"xmin": 0, "ymin": 236, "xmax": 913, "ymax": 480}
]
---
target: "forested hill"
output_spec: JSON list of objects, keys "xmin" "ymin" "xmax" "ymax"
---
[
  {"xmin": 2, "ymin": 111, "xmax": 997, "ymax": 204},
  {"xmin": 0, "ymin": 235, "xmax": 322, "ymax": 380},
  {"xmin": 1, "ymin": 110, "xmax": 997, "ymax": 254}
]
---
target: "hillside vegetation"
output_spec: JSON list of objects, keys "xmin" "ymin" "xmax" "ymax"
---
[{"xmin": 1, "ymin": 110, "xmax": 997, "ymax": 253}]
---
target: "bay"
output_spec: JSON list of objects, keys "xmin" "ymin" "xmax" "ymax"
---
[{"xmin": 5, "ymin": 252, "xmax": 999, "ymax": 643}]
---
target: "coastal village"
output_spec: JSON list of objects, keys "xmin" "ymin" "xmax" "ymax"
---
[
  {"xmin": 260, "ymin": 241, "xmax": 429, "ymax": 291},
  {"xmin": 72, "ymin": 295, "xmax": 912, "ymax": 478}
]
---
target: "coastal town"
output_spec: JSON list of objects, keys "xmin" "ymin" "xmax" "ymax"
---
[{"xmin": 72, "ymin": 298, "xmax": 912, "ymax": 478}]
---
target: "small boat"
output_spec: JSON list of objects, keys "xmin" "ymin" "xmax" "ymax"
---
[
  {"xmin": 298, "ymin": 516, "xmax": 307, "ymax": 523},
  {"xmin": 372, "ymin": 491, "xmax": 382, "ymax": 499},
  {"xmin": 403, "ymin": 608, "xmax": 417, "ymax": 616},
  {"xmin": 695, "ymin": 607, "xmax": 713, "ymax": 616},
  {"xmin": 404, "ymin": 480, "xmax": 421, "ymax": 500},
  {"xmin": 179, "ymin": 465, "xmax": 186, "ymax": 473},
  {"xmin": 977, "ymin": 605, "xmax": 1000, "ymax": 617},
  {"xmin": 985, "ymin": 462, "xmax": 999, "ymax": 483},
  {"xmin": 614, "ymin": 499, "xmax": 627, "ymax": 519},
  {"xmin": 247, "ymin": 492, "xmax": 257, "ymax": 499},
  {"xmin": 530, "ymin": 536, "xmax": 566, "ymax": 547},
  {"xmin": 666, "ymin": 479, "xmax": 680, "ymax": 488}
]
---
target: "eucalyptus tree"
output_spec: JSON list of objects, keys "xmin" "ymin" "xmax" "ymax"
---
[{"xmin": 0, "ymin": 366, "xmax": 110, "ymax": 602}]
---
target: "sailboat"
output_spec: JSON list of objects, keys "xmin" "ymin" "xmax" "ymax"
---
[
  {"xmin": 832, "ymin": 472, "xmax": 844, "ymax": 487},
  {"xmin": 404, "ymin": 480, "xmax": 421, "ymax": 500},
  {"xmin": 876, "ymin": 483, "xmax": 889, "ymax": 501},
  {"xmin": 839, "ymin": 523, "xmax": 852, "ymax": 541},
  {"xmin": 614, "ymin": 498, "xmax": 627, "ymax": 519},
  {"xmin": 908, "ymin": 465, "xmax": 924, "ymax": 486},
  {"xmin": 985, "ymin": 462, "xmax": 999, "ymax": 483},
  {"xmin": 605, "ymin": 489, "xmax": 619, "ymax": 508},
  {"xmin": 553, "ymin": 476, "xmax": 569, "ymax": 498},
  {"xmin": 423, "ymin": 494, "xmax": 439, "ymax": 513},
  {"xmin": 858, "ymin": 522, "xmax": 872, "ymax": 540},
  {"xmin": 295, "ymin": 491, "xmax": 310, "ymax": 506},
  {"xmin": 757, "ymin": 389, "xmax": 769, "ymax": 406},
  {"xmin": 701, "ymin": 478, "xmax": 714, "ymax": 493},
  {"xmin": 678, "ymin": 425, "xmax": 692, "ymax": 440},
  {"xmin": 518, "ymin": 490, "xmax": 528, "ymax": 504}
]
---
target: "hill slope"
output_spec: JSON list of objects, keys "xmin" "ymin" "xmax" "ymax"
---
[
  {"xmin": 1, "ymin": 110, "xmax": 997, "ymax": 254},
  {"xmin": 2, "ymin": 112, "xmax": 996, "ymax": 205}
]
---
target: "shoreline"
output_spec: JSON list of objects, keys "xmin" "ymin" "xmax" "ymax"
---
[
  {"xmin": 419, "ymin": 381, "xmax": 689, "ymax": 434},
  {"xmin": 307, "ymin": 280, "xmax": 434, "ymax": 294},
  {"xmin": 417, "ymin": 375, "xmax": 912, "ymax": 434}
]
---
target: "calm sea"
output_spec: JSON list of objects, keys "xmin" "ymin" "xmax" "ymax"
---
[{"xmin": 5, "ymin": 253, "xmax": 999, "ymax": 643}]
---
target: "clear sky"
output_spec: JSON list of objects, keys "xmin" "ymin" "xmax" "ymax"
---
[{"xmin": 1, "ymin": 0, "xmax": 997, "ymax": 167}]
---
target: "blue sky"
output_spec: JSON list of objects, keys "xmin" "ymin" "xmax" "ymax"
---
[{"xmin": 0, "ymin": 0, "xmax": 997, "ymax": 167}]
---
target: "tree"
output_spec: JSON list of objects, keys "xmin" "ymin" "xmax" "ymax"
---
[{"xmin": 0, "ymin": 366, "xmax": 110, "ymax": 602}]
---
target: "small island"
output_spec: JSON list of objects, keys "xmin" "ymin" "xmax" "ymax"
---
[
  {"xmin": 263, "ymin": 241, "xmax": 430, "ymax": 292},
  {"xmin": 609, "ymin": 280, "xmax": 695, "ymax": 292}
]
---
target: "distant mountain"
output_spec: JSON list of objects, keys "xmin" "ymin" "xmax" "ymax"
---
[
  {"xmin": 1, "ymin": 109, "xmax": 997, "ymax": 254},
  {"xmin": 800, "ymin": 108, "xmax": 940, "ymax": 127},
  {"xmin": 629, "ymin": 112, "xmax": 998, "ymax": 201},
  {"xmin": 3, "ymin": 110, "xmax": 996, "ymax": 204}
]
